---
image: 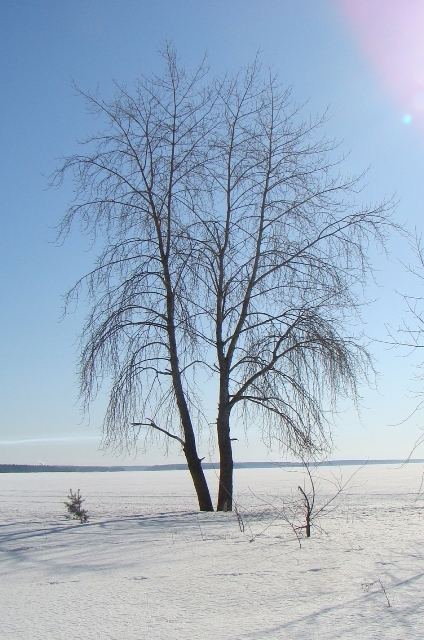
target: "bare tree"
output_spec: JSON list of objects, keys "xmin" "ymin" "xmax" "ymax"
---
[
  {"xmin": 389, "ymin": 235, "xmax": 424, "ymax": 357},
  {"xmin": 293, "ymin": 462, "xmax": 364, "ymax": 541},
  {"xmin": 54, "ymin": 46, "xmax": 216, "ymax": 511},
  {"xmin": 53, "ymin": 46, "xmax": 394, "ymax": 511},
  {"xmin": 386, "ymin": 235, "xmax": 424, "ymax": 455},
  {"xmin": 187, "ymin": 64, "xmax": 394, "ymax": 509},
  {"xmin": 246, "ymin": 461, "xmax": 365, "ymax": 545}
]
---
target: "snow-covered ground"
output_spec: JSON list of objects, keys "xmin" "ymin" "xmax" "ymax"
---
[{"xmin": 1, "ymin": 464, "xmax": 424, "ymax": 639}]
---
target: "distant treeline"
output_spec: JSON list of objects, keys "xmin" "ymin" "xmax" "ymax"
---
[
  {"xmin": 1, "ymin": 460, "xmax": 424, "ymax": 473},
  {"xmin": 0, "ymin": 464, "xmax": 126, "ymax": 473}
]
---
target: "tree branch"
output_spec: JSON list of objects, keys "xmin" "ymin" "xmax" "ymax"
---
[{"xmin": 131, "ymin": 420, "xmax": 185, "ymax": 446}]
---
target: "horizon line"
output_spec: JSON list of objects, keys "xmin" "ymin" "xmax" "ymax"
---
[{"xmin": 1, "ymin": 459, "xmax": 424, "ymax": 472}]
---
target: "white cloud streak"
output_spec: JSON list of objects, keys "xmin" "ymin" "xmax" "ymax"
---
[{"xmin": 0, "ymin": 436, "xmax": 100, "ymax": 445}]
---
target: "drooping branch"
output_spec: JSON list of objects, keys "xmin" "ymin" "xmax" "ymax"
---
[{"xmin": 131, "ymin": 420, "xmax": 185, "ymax": 446}]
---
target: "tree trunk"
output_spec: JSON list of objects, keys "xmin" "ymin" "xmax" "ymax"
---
[
  {"xmin": 305, "ymin": 514, "xmax": 311, "ymax": 538},
  {"xmin": 165, "ymin": 284, "xmax": 214, "ymax": 512},
  {"xmin": 183, "ymin": 443, "xmax": 214, "ymax": 511},
  {"xmin": 216, "ymin": 409, "xmax": 234, "ymax": 511}
]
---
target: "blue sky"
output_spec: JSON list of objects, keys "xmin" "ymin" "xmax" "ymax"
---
[{"xmin": 1, "ymin": 0, "xmax": 424, "ymax": 466}]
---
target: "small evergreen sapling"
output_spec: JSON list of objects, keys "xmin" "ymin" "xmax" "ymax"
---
[{"xmin": 64, "ymin": 489, "xmax": 88, "ymax": 523}]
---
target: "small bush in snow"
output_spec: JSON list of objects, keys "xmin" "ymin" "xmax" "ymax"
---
[{"xmin": 64, "ymin": 489, "xmax": 88, "ymax": 523}]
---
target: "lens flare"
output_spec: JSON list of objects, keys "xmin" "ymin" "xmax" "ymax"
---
[{"xmin": 338, "ymin": 0, "xmax": 424, "ymax": 130}]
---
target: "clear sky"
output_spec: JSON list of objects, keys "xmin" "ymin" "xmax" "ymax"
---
[{"xmin": 1, "ymin": 0, "xmax": 424, "ymax": 466}]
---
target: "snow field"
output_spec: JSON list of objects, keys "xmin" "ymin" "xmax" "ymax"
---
[{"xmin": 1, "ymin": 464, "xmax": 424, "ymax": 639}]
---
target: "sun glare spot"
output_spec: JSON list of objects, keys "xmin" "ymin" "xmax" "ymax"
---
[{"xmin": 339, "ymin": 1, "xmax": 424, "ymax": 135}]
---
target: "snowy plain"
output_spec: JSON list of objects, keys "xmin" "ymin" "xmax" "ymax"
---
[{"xmin": 1, "ymin": 464, "xmax": 424, "ymax": 639}]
